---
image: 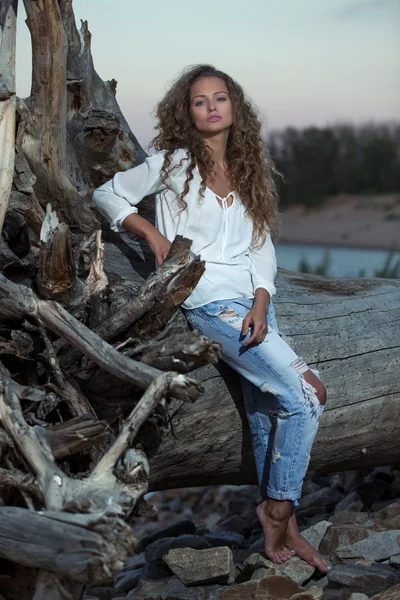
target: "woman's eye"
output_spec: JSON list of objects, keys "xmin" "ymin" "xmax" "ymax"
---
[
  {"xmin": 195, "ymin": 101, "xmax": 204, "ymax": 107},
  {"xmin": 217, "ymin": 96, "xmax": 227, "ymax": 102}
]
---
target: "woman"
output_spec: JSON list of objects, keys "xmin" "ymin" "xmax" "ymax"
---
[{"xmin": 93, "ymin": 64, "xmax": 331, "ymax": 571}]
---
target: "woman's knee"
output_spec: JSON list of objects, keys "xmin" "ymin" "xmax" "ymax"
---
[
  {"xmin": 316, "ymin": 382, "xmax": 327, "ymax": 406},
  {"xmin": 303, "ymin": 370, "xmax": 327, "ymax": 406}
]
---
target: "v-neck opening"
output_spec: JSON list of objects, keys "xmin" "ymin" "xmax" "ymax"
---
[{"xmin": 206, "ymin": 186, "xmax": 235, "ymax": 209}]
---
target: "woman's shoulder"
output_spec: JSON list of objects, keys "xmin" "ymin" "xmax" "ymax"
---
[{"xmin": 155, "ymin": 147, "xmax": 191, "ymax": 165}]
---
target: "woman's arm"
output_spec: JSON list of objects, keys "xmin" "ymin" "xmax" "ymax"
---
[
  {"xmin": 93, "ymin": 150, "xmax": 188, "ymax": 264},
  {"xmin": 121, "ymin": 212, "xmax": 171, "ymax": 266},
  {"xmin": 92, "ymin": 152, "xmax": 166, "ymax": 232},
  {"xmin": 249, "ymin": 232, "xmax": 277, "ymax": 300},
  {"xmin": 241, "ymin": 233, "xmax": 277, "ymax": 347}
]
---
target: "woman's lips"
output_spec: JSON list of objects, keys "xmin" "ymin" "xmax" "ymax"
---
[{"xmin": 207, "ymin": 115, "xmax": 222, "ymax": 122}]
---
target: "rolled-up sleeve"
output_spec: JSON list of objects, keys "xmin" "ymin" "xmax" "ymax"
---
[
  {"xmin": 92, "ymin": 152, "xmax": 166, "ymax": 232},
  {"xmin": 250, "ymin": 232, "xmax": 277, "ymax": 298}
]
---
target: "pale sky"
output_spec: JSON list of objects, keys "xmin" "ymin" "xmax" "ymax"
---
[{"xmin": 16, "ymin": 0, "xmax": 399, "ymax": 149}]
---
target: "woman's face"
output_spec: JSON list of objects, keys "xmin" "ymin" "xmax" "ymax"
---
[{"xmin": 189, "ymin": 76, "xmax": 233, "ymax": 136}]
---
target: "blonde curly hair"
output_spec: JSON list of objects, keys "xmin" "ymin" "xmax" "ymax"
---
[{"xmin": 151, "ymin": 64, "xmax": 280, "ymax": 243}]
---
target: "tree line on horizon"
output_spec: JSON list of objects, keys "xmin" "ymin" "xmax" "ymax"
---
[{"xmin": 267, "ymin": 122, "xmax": 400, "ymax": 207}]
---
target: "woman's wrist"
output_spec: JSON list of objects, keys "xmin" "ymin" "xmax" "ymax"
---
[{"xmin": 254, "ymin": 288, "xmax": 271, "ymax": 312}]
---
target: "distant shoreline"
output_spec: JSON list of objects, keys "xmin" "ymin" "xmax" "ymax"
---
[
  {"xmin": 279, "ymin": 193, "xmax": 400, "ymax": 253},
  {"xmin": 277, "ymin": 237, "xmax": 399, "ymax": 253}
]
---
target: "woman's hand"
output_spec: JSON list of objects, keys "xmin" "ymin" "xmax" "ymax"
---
[
  {"xmin": 241, "ymin": 289, "xmax": 270, "ymax": 347},
  {"xmin": 145, "ymin": 229, "xmax": 172, "ymax": 266},
  {"xmin": 121, "ymin": 213, "xmax": 172, "ymax": 266}
]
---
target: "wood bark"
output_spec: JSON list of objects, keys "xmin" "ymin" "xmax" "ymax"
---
[{"xmin": 0, "ymin": 0, "xmax": 17, "ymax": 232}]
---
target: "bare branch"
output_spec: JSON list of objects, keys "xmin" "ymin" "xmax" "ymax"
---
[{"xmin": 0, "ymin": 273, "xmax": 203, "ymax": 402}]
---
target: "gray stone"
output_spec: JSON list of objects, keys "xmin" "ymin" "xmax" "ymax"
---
[
  {"xmin": 204, "ymin": 530, "xmax": 245, "ymax": 549},
  {"xmin": 121, "ymin": 554, "xmax": 147, "ymax": 572},
  {"xmin": 330, "ymin": 512, "xmax": 371, "ymax": 526},
  {"xmin": 355, "ymin": 480, "xmax": 391, "ymax": 509},
  {"xmin": 319, "ymin": 524, "xmax": 368, "ymax": 555},
  {"xmin": 370, "ymin": 583, "xmax": 400, "ymax": 599},
  {"xmin": 347, "ymin": 594, "xmax": 370, "ymax": 600},
  {"xmin": 140, "ymin": 520, "xmax": 196, "ymax": 550},
  {"xmin": 289, "ymin": 589, "xmax": 324, "ymax": 600},
  {"xmin": 336, "ymin": 530, "xmax": 400, "ymax": 561},
  {"xmin": 215, "ymin": 514, "xmax": 248, "ymax": 536},
  {"xmin": 324, "ymin": 563, "xmax": 400, "ymax": 600},
  {"xmin": 248, "ymin": 535, "xmax": 265, "ymax": 552},
  {"xmin": 114, "ymin": 567, "xmax": 144, "ymax": 591},
  {"xmin": 301, "ymin": 520, "xmax": 332, "ymax": 550},
  {"xmin": 298, "ymin": 488, "xmax": 343, "ymax": 512},
  {"xmin": 204, "ymin": 512, "xmax": 222, "ymax": 530},
  {"xmin": 243, "ymin": 554, "xmax": 315, "ymax": 586},
  {"xmin": 86, "ymin": 589, "xmax": 122, "ymax": 600},
  {"xmin": 228, "ymin": 496, "xmax": 254, "ymax": 516},
  {"xmin": 232, "ymin": 547, "xmax": 256, "ymax": 565},
  {"xmin": 374, "ymin": 502, "xmax": 400, "ymax": 521},
  {"xmin": 218, "ymin": 575, "xmax": 303, "ymax": 599},
  {"xmin": 302, "ymin": 479, "xmax": 322, "ymax": 495},
  {"xmin": 127, "ymin": 579, "xmax": 167, "ymax": 598},
  {"xmin": 334, "ymin": 491, "xmax": 364, "ymax": 514},
  {"xmin": 250, "ymin": 567, "xmax": 273, "ymax": 580},
  {"xmin": 141, "ymin": 559, "xmax": 173, "ymax": 581},
  {"xmin": 162, "ymin": 546, "xmax": 235, "ymax": 586},
  {"xmin": 276, "ymin": 556, "xmax": 315, "ymax": 586},
  {"xmin": 389, "ymin": 554, "xmax": 400, "ymax": 568},
  {"xmin": 160, "ymin": 576, "xmax": 227, "ymax": 600},
  {"xmin": 145, "ymin": 534, "xmax": 211, "ymax": 562},
  {"xmin": 243, "ymin": 552, "xmax": 275, "ymax": 573},
  {"xmin": 305, "ymin": 576, "xmax": 328, "ymax": 590}
]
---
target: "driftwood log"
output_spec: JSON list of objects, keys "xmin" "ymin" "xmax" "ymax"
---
[{"xmin": 0, "ymin": 1, "xmax": 399, "ymax": 599}]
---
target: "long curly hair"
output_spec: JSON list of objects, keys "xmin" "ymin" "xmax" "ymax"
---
[{"xmin": 151, "ymin": 64, "xmax": 280, "ymax": 243}]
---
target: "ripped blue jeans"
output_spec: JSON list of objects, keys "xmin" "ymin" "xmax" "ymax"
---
[{"xmin": 184, "ymin": 297, "xmax": 324, "ymax": 503}]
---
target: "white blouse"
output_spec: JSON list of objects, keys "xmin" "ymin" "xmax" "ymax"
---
[{"xmin": 92, "ymin": 149, "xmax": 277, "ymax": 309}]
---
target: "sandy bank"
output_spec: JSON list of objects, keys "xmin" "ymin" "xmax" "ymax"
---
[{"xmin": 279, "ymin": 194, "xmax": 400, "ymax": 251}]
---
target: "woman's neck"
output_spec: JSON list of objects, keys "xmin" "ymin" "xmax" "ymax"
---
[{"xmin": 203, "ymin": 130, "xmax": 229, "ymax": 170}]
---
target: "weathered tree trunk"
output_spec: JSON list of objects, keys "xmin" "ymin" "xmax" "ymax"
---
[
  {"xmin": 148, "ymin": 271, "xmax": 400, "ymax": 490},
  {"xmin": 0, "ymin": 0, "xmax": 17, "ymax": 232},
  {"xmin": 0, "ymin": 0, "xmax": 399, "ymax": 598}
]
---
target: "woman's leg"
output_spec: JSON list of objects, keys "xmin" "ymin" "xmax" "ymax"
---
[{"xmin": 185, "ymin": 298, "xmax": 330, "ymax": 569}]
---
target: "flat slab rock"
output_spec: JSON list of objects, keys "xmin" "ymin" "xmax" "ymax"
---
[
  {"xmin": 154, "ymin": 576, "xmax": 226, "ymax": 600},
  {"xmin": 301, "ymin": 520, "xmax": 332, "ymax": 550},
  {"xmin": 218, "ymin": 575, "xmax": 303, "ymax": 599},
  {"xmin": 287, "ymin": 589, "xmax": 324, "ymax": 600},
  {"xmin": 162, "ymin": 546, "xmax": 235, "ymax": 585},
  {"xmin": 371, "ymin": 583, "xmax": 400, "ymax": 599},
  {"xmin": 243, "ymin": 553, "xmax": 315, "ymax": 586},
  {"xmin": 324, "ymin": 563, "xmax": 400, "ymax": 600},
  {"xmin": 336, "ymin": 529, "xmax": 400, "ymax": 561},
  {"xmin": 145, "ymin": 534, "xmax": 211, "ymax": 562},
  {"xmin": 140, "ymin": 519, "xmax": 196, "ymax": 550}
]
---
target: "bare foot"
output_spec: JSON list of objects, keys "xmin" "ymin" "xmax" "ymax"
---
[
  {"xmin": 285, "ymin": 512, "xmax": 332, "ymax": 573},
  {"xmin": 256, "ymin": 499, "xmax": 295, "ymax": 563}
]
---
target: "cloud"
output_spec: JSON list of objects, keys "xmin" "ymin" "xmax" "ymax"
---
[{"xmin": 335, "ymin": 0, "xmax": 393, "ymax": 17}]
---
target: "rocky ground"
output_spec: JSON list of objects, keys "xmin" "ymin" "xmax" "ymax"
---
[{"xmin": 85, "ymin": 466, "xmax": 400, "ymax": 600}]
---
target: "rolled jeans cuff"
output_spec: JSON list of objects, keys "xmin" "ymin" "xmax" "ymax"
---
[{"xmin": 265, "ymin": 486, "xmax": 303, "ymax": 504}]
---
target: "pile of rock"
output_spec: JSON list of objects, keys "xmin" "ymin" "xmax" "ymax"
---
[{"xmin": 85, "ymin": 466, "xmax": 400, "ymax": 600}]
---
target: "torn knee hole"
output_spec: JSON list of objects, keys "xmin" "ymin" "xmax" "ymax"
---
[{"xmin": 290, "ymin": 358, "xmax": 324, "ymax": 416}]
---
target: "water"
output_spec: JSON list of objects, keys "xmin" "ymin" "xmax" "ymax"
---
[{"xmin": 275, "ymin": 243, "xmax": 400, "ymax": 278}]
